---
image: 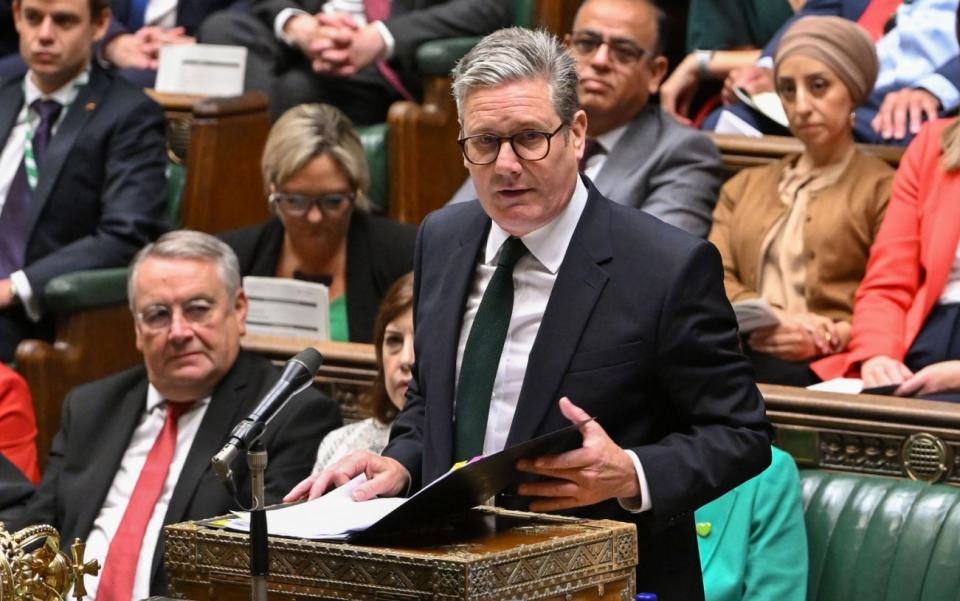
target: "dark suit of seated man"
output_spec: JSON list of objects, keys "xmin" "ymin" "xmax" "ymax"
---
[
  {"xmin": 14, "ymin": 231, "xmax": 342, "ymax": 600},
  {"xmin": 287, "ymin": 28, "xmax": 772, "ymax": 601},
  {"xmin": 0, "ymin": 0, "xmax": 168, "ymax": 362}
]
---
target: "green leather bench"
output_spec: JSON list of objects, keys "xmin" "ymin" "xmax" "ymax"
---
[{"xmin": 801, "ymin": 470, "xmax": 960, "ymax": 601}]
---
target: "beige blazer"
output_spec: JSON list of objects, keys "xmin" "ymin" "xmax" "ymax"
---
[{"xmin": 709, "ymin": 151, "xmax": 894, "ymax": 322}]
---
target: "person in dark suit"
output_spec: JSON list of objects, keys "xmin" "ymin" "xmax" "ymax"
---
[
  {"xmin": 16, "ymin": 230, "xmax": 341, "ymax": 599},
  {"xmin": 451, "ymin": 0, "xmax": 725, "ymax": 238},
  {"xmin": 0, "ymin": 0, "xmax": 167, "ymax": 362},
  {"xmin": 199, "ymin": 0, "xmax": 513, "ymax": 121},
  {"xmin": 220, "ymin": 103, "xmax": 415, "ymax": 343},
  {"xmin": 288, "ymin": 28, "xmax": 771, "ymax": 600}
]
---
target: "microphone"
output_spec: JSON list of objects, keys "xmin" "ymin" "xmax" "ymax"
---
[{"xmin": 211, "ymin": 347, "xmax": 324, "ymax": 483}]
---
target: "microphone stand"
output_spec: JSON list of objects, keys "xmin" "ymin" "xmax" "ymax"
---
[{"xmin": 247, "ymin": 440, "xmax": 269, "ymax": 601}]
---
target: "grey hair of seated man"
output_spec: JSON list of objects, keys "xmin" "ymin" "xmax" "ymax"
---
[
  {"xmin": 451, "ymin": 27, "xmax": 579, "ymax": 127},
  {"xmin": 127, "ymin": 230, "xmax": 241, "ymax": 311}
]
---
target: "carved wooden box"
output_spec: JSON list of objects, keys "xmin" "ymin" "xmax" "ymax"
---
[{"xmin": 163, "ymin": 507, "xmax": 637, "ymax": 600}]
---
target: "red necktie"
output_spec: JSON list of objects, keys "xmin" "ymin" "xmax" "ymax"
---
[
  {"xmin": 363, "ymin": 0, "xmax": 415, "ymax": 101},
  {"xmin": 96, "ymin": 401, "xmax": 192, "ymax": 601},
  {"xmin": 858, "ymin": 0, "xmax": 903, "ymax": 41}
]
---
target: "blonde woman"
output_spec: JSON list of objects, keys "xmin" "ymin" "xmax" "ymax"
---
[{"xmin": 220, "ymin": 104, "xmax": 416, "ymax": 343}]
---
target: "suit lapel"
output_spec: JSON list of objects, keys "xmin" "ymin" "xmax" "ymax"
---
[
  {"xmin": 505, "ymin": 185, "xmax": 612, "ymax": 447},
  {"xmin": 28, "ymin": 65, "xmax": 106, "ymax": 232},
  {"xmin": 74, "ymin": 377, "xmax": 149, "ymax": 539},
  {"xmin": 594, "ymin": 107, "xmax": 653, "ymax": 200},
  {"xmin": 0, "ymin": 81, "xmax": 23, "ymax": 153},
  {"xmin": 428, "ymin": 209, "xmax": 489, "ymax": 472}
]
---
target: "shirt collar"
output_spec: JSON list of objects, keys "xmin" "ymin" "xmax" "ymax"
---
[
  {"xmin": 484, "ymin": 175, "xmax": 589, "ymax": 274},
  {"xmin": 22, "ymin": 65, "xmax": 90, "ymax": 112},
  {"xmin": 593, "ymin": 120, "xmax": 630, "ymax": 154},
  {"xmin": 146, "ymin": 383, "xmax": 211, "ymax": 415}
]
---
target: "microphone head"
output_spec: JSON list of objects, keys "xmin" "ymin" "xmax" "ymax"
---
[{"xmin": 293, "ymin": 347, "xmax": 324, "ymax": 376}]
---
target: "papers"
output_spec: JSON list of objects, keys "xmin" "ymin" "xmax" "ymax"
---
[
  {"xmin": 733, "ymin": 87, "xmax": 789, "ymax": 128},
  {"xmin": 227, "ymin": 475, "xmax": 408, "ymax": 540},
  {"xmin": 156, "ymin": 44, "xmax": 247, "ymax": 96},
  {"xmin": 807, "ymin": 378, "xmax": 863, "ymax": 394},
  {"xmin": 732, "ymin": 298, "xmax": 781, "ymax": 333},
  {"xmin": 715, "ymin": 109, "xmax": 764, "ymax": 138},
  {"xmin": 243, "ymin": 276, "xmax": 330, "ymax": 340}
]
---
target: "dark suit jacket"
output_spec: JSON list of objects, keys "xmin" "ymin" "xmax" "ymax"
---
[
  {"xmin": 385, "ymin": 180, "xmax": 772, "ymax": 600},
  {"xmin": 17, "ymin": 351, "xmax": 342, "ymax": 596},
  {"xmin": 252, "ymin": 0, "xmax": 512, "ymax": 76},
  {"xmin": 107, "ymin": 0, "xmax": 243, "ymax": 36},
  {"xmin": 220, "ymin": 211, "xmax": 416, "ymax": 343},
  {"xmin": 0, "ymin": 62, "xmax": 167, "ymax": 308}
]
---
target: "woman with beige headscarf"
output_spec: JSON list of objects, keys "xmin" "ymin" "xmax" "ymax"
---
[{"xmin": 708, "ymin": 16, "xmax": 894, "ymax": 386}]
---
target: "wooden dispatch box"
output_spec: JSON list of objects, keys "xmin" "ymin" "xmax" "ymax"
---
[{"xmin": 163, "ymin": 507, "xmax": 638, "ymax": 600}]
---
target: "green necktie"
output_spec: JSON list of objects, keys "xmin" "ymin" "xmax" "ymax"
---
[{"xmin": 454, "ymin": 236, "xmax": 528, "ymax": 462}]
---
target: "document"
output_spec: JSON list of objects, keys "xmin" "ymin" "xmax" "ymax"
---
[
  {"xmin": 733, "ymin": 87, "xmax": 789, "ymax": 128},
  {"xmin": 156, "ymin": 44, "xmax": 247, "ymax": 96},
  {"xmin": 243, "ymin": 276, "xmax": 330, "ymax": 340},
  {"xmin": 226, "ymin": 419, "xmax": 589, "ymax": 541},
  {"xmin": 732, "ymin": 298, "xmax": 781, "ymax": 333}
]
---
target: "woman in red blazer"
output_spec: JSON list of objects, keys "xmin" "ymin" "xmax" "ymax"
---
[
  {"xmin": 813, "ymin": 118, "xmax": 960, "ymax": 396},
  {"xmin": 0, "ymin": 364, "xmax": 38, "ymax": 483}
]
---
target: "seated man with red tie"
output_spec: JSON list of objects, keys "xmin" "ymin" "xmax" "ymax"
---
[
  {"xmin": 198, "ymin": 0, "xmax": 514, "ymax": 122},
  {"xmin": 14, "ymin": 230, "xmax": 342, "ymax": 600},
  {"xmin": 0, "ymin": 0, "xmax": 168, "ymax": 362}
]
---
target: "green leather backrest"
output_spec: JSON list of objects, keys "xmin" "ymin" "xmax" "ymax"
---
[
  {"xmin": 800, "ymin": 470, "xmax": 960, "ymax": 601},
  {"xmin": 357, "ymin": 122, "xmax": 388, "ymax": 214}
]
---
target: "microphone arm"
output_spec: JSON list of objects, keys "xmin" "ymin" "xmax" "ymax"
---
[{"xmin": 211, "ymin": 347, "xmax": 324, "ymax": 483}]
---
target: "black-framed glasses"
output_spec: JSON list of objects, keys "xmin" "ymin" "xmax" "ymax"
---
[
  {"xmin": 136, "ymin": 298, "xmax": 218, "ymax": 332},
  {"xmin": 458, "ymin": 123, "xmax": 567, "ymax": 165},
  {"xmin": 269, "ymin": 191, "xmax": 355, "ymax": 217},
  {"xmin": 567, "ymin": 30, "xmax": 649, "ymax": 64}
]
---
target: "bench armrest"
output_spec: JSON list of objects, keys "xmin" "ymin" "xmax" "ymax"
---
[{"xmin": 44, "ymin": 267, "xmax": 129, "ymax": 312}]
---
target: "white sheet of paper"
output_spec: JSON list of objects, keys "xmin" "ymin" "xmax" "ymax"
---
[
  {"xmin": 156, "ymin": 44, "xmax": 247, "ymax": 96},
  {"xmin": 807, "ymin": 378, "xmax": 864, "ymax": 394},
  {"xmin": 243, "ymin": 276, "xmax": 331, "ymax": 340},
  {"xmin": 714, "ymin": 109, "xmax": 764, "ymax": 138},
  {"xmin": 732, "ymin": 298, "xmax": 781, "ymax": 333},
  {"xmin": 733, "ymin": 88, "xmax": 789, "ymax": 127},
  {"xmin": 226, "ymin": 475, "xmax": 408, "ymax": 540}
]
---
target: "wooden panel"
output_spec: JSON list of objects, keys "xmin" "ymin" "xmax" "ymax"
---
[
  {"xmin": 534, "ymin": 0, "xmax": 580, "ymax": 34},
  {"xmin": 16, "ymin": 306, "xmax": 139, "ymax": 471},
  {"xmin": 709, "ymin": 132, "xmax": 905, "ymax": 175}
]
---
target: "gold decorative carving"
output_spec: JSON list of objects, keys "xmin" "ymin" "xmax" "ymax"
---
[
  {"xmin": 902, "ymin": 433, "xmax": 953, "ymax": 483},
  {"xmin": 0, "ymin": 524, "xmax": 99, "ymax": 601}
]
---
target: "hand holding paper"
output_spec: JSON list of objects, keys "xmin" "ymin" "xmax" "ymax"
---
[
  {"xmin": 284, "ymin": 450, "xmax": 410, "ymax": 502},
  {"xmin": 516, "ymin": 398, "xmax": 640, "ymax": 512}
]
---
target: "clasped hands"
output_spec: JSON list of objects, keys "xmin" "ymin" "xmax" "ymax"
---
[
  {"xmin": 862, "ymin": 356, "xmax": 960, "ymax": 396},
  {"xmin": 103, "ymin": 26, "xmax": 194, "ymax": 71},
  {"xmin": 284, "ymin": 12, "xmax": 386, "ymax": 77},
  {"xmin": 747, "ymin": 310, "xmax": 850, "ymax": 361},
  {"xmin": 284, "ymin": 397, "xmax": 640, "ymax": 512}
]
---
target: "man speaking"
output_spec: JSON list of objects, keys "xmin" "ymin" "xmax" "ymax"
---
[{"xmin": 288, "ymin": 27, "xmax": 771, "ymax": 600}]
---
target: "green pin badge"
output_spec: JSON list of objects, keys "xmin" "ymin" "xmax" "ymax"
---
[{"xmin": 696, "ymin": 522, "xmax": 712, "ymax": 537}]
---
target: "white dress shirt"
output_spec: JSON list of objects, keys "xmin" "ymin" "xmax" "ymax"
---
[
  {"xmin": 940, "ymin": 238, "xmax": 960, "ymax": 304},
  {"xmin": 0, "ymin": 68, "xmax": 87, "ymax": 319},
  {"xmin": 144, "ymin": 0, "xmax": 178, "ymax": 28},
  {"xmin": 581, "ymin": 121, "xmax": 629, "ymax": 181},
  {"xmin": 454, "ymin": 176, "xmax": 652, "ymax": 512},
  {"xmin": 83, "ymin": 387, "xmax": 210, "ymax": 601}
]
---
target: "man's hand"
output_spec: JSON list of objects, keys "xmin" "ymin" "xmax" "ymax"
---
[
  {"xmin": 103, "ymin": 26, "xmax": 193, "ymax": 70},
  {"xmin": 861, "ymin": 355, "xmax": 913, "ymax": 388},
  {"xmin": 283, "ymin": 450, "xmax": 410, "ymax": 502},
  {"xmin": 0, "ymin": 279, "xmax": 14, "ymax": 309},
  {"xmin": 895, "ymin": 360, "xmax": 960, "ymax": 396},
  {"xmin": 722, "ymin": 65, "xmax": 773, "ymax": 105},
  {"xmin": 748, "ymin": 312, "xmax": 843, "ymax": 360},
  {"xmin": 871, "ymin": 88, "xmax": 940, "ymax": 140},
  {"xmin": 660, "ymin": 53, "xmax": 699, "ymax": 125},
  {"xmin": 515, "ymin": 397, "xmax": 640, "ymax": 512},
  {"xmin": 311, "ymin": 23, "xmax": 385, "ymax": 76}
]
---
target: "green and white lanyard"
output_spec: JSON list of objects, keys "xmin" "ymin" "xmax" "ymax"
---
[{"xmin": 21, "ymin": 70, "xmax": 89, "ymax": 192}]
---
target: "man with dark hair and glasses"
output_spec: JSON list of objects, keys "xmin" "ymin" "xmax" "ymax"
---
[
  {"xmin": 16, "ymin": 230, "xmax": 341, "ymax": 600},
  {"xmin": 451, "ymin": 0, "xmax": 724, "ymax": 239},
  {"xmin": 289, "ymin": 27, "xmax": 770, "ymax": 601}
]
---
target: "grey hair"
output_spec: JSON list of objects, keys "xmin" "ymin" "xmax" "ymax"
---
[
  {"xmin": 451, "ymin": 27, "xmax": 580, "ymax": 126},
  {"xmin": 261, "ymin": 103, "xmax": 371, "ymax": 212},
  {"xmin": 127, "ymin": 230, "xmax": 241, "ymax": 311}
]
